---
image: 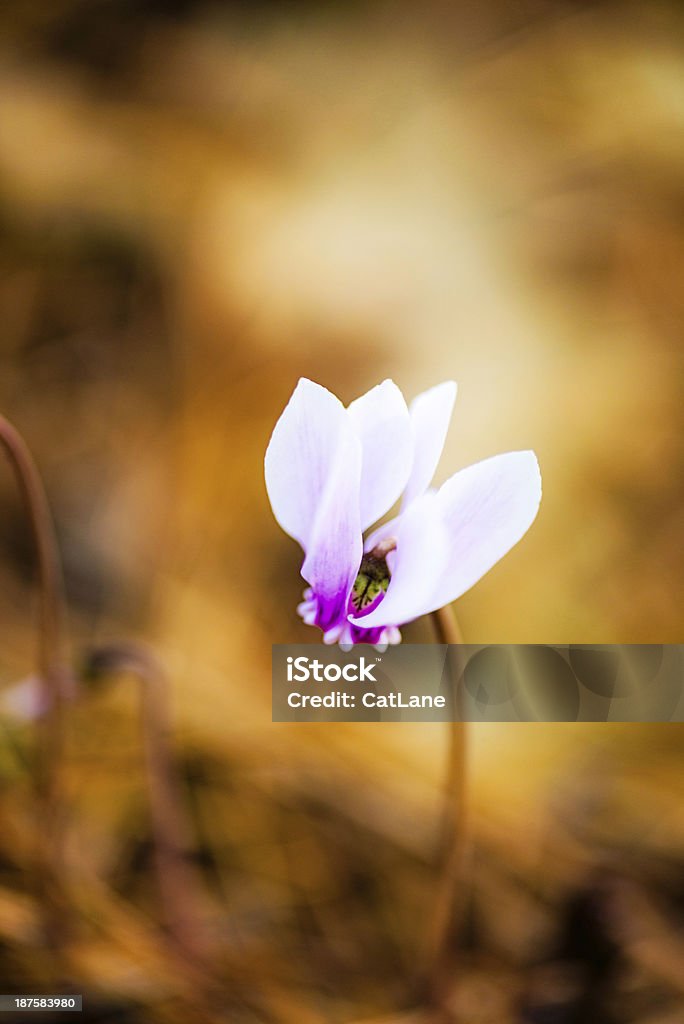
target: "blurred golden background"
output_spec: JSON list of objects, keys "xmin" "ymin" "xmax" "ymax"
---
[{"xmin": 0, "ymin": 1, "xmax": 682, "ymax": 1021}]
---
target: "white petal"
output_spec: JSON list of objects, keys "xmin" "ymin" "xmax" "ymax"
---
[
  {"xmin": 402, "ymin": 381, "xmax": 457, "ymax": 508},
  {"xmin": 363, "ymin": 513, "xmax": 401, "ymax": 554},
  {"xmin": 265, "ymin": 378, "xmax": 352, "ymax": 547},
  {"xmin": 349, "ymin": 491, "xmax": 450, "ymax": 628},
  {"xmin": 347, "ymin": 379, "xmax": 413, "ymax": 531},
  {"xmin": 301, "ymin": 427, "xmax": 363, "ymax": 629},
  {"xmin": 428, "ymin": 450, "xmax": 542, "ymax": 609}
]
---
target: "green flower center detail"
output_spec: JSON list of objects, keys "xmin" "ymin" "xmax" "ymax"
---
[{"xmin": 351, "ymin": 554, "xmax": 391, "ymax": 613}]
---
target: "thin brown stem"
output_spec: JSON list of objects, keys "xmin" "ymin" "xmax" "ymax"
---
[
  {"xmin": 85, "ymin": 642, "xmax": 207, "ymax": 964},
  {"xmin": 423, "ymin": 604, "xmax": 469, "ymax": 1009},
  {"xmin": 0, "ymin": 415, "xmax": 72, "ymax": 953}
]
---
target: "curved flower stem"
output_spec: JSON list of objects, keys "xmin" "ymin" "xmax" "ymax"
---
[
  {"xmin": 85, "ymin": 642, "xmax": 207, "ymax": 964},
  {"xmin": 424, "ymin": 604, "xmax": 469, "ymax": 1008},
  {"xmin": 0, "ymin": 415, "xmax": 72, "ymax": 952}
]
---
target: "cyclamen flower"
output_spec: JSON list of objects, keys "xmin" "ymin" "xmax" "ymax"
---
[{"xmin": 265, "ymin": 379, "xmax": 541, "ymax": 647}]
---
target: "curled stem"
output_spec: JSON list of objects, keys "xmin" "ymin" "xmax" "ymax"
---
[
  {"xmin": 424, "ymin": 604, "xmax": 469, "ymax": 1008},
  {"xmin": 0, "ymin": 415, "xmax": 71, "ymax": 950},
  {"xmin": 85, "ymin": 642, "xmax": 207, "ymax": 963}
]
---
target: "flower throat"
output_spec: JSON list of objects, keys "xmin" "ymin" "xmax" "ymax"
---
[{"xmin": 350, "ymin": 553, "xmax": 391, "ymax": 613}]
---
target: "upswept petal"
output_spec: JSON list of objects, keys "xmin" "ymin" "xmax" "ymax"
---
[
  {"xmin": 301, "ymin": 428, "xmax": 363, "ymax": 631},
  {"xmin": 349, "ymin": 490, "xmax": 450, "ymax": 628},
  {"xmin": 402, "ymin": 380, "xmax": 457, "ymax": 508},
  {"xmin": 265, "ymin": 378, "xmax": 352, "ymax": 548},
  {"xmin": 347, "ymin": 379, "xmax": 413, "ymax": 531},
  {"xmin": 428, "ymin": 450, "xmax": 542, "ymax": 610}
]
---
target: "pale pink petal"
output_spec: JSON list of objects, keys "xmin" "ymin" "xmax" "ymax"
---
[
  {"xmin": 428, "ymin": 450, "xmax": 542, "ymax": 609},
  {"xmin": 265, "ymin": 378, "xmax": 352, "ymax": 547},
  {"xmin": 402, "ymin": 381, "xmax": 457, "ymax": 508},
  {"xmin": 347, "ymin": 379, "xmax": 413, "ymax": 531}
]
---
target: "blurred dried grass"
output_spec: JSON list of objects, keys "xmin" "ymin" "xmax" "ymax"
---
[{"xmin": 0, "ymin": 1, "xmax": 683, "ymax": 1020}]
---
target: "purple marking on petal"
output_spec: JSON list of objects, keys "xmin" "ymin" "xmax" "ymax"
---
[
  {"xmin": 315, "ymin": 593, "xmax": 350, "ymax": 632},
  {"xmin": 301, "ymin": 422, "xmax": 363, "ymax": 631},
  {"xmin": 340, "ymin": 621, "xmax": 393, "ymax": 646},
  {"xmin": 296, "ymin": 587, "xmax": 353, "ymax": 634},
  {"xmin": 297, "ymin": 586, "xmax": 402, "ymax": 646}
]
